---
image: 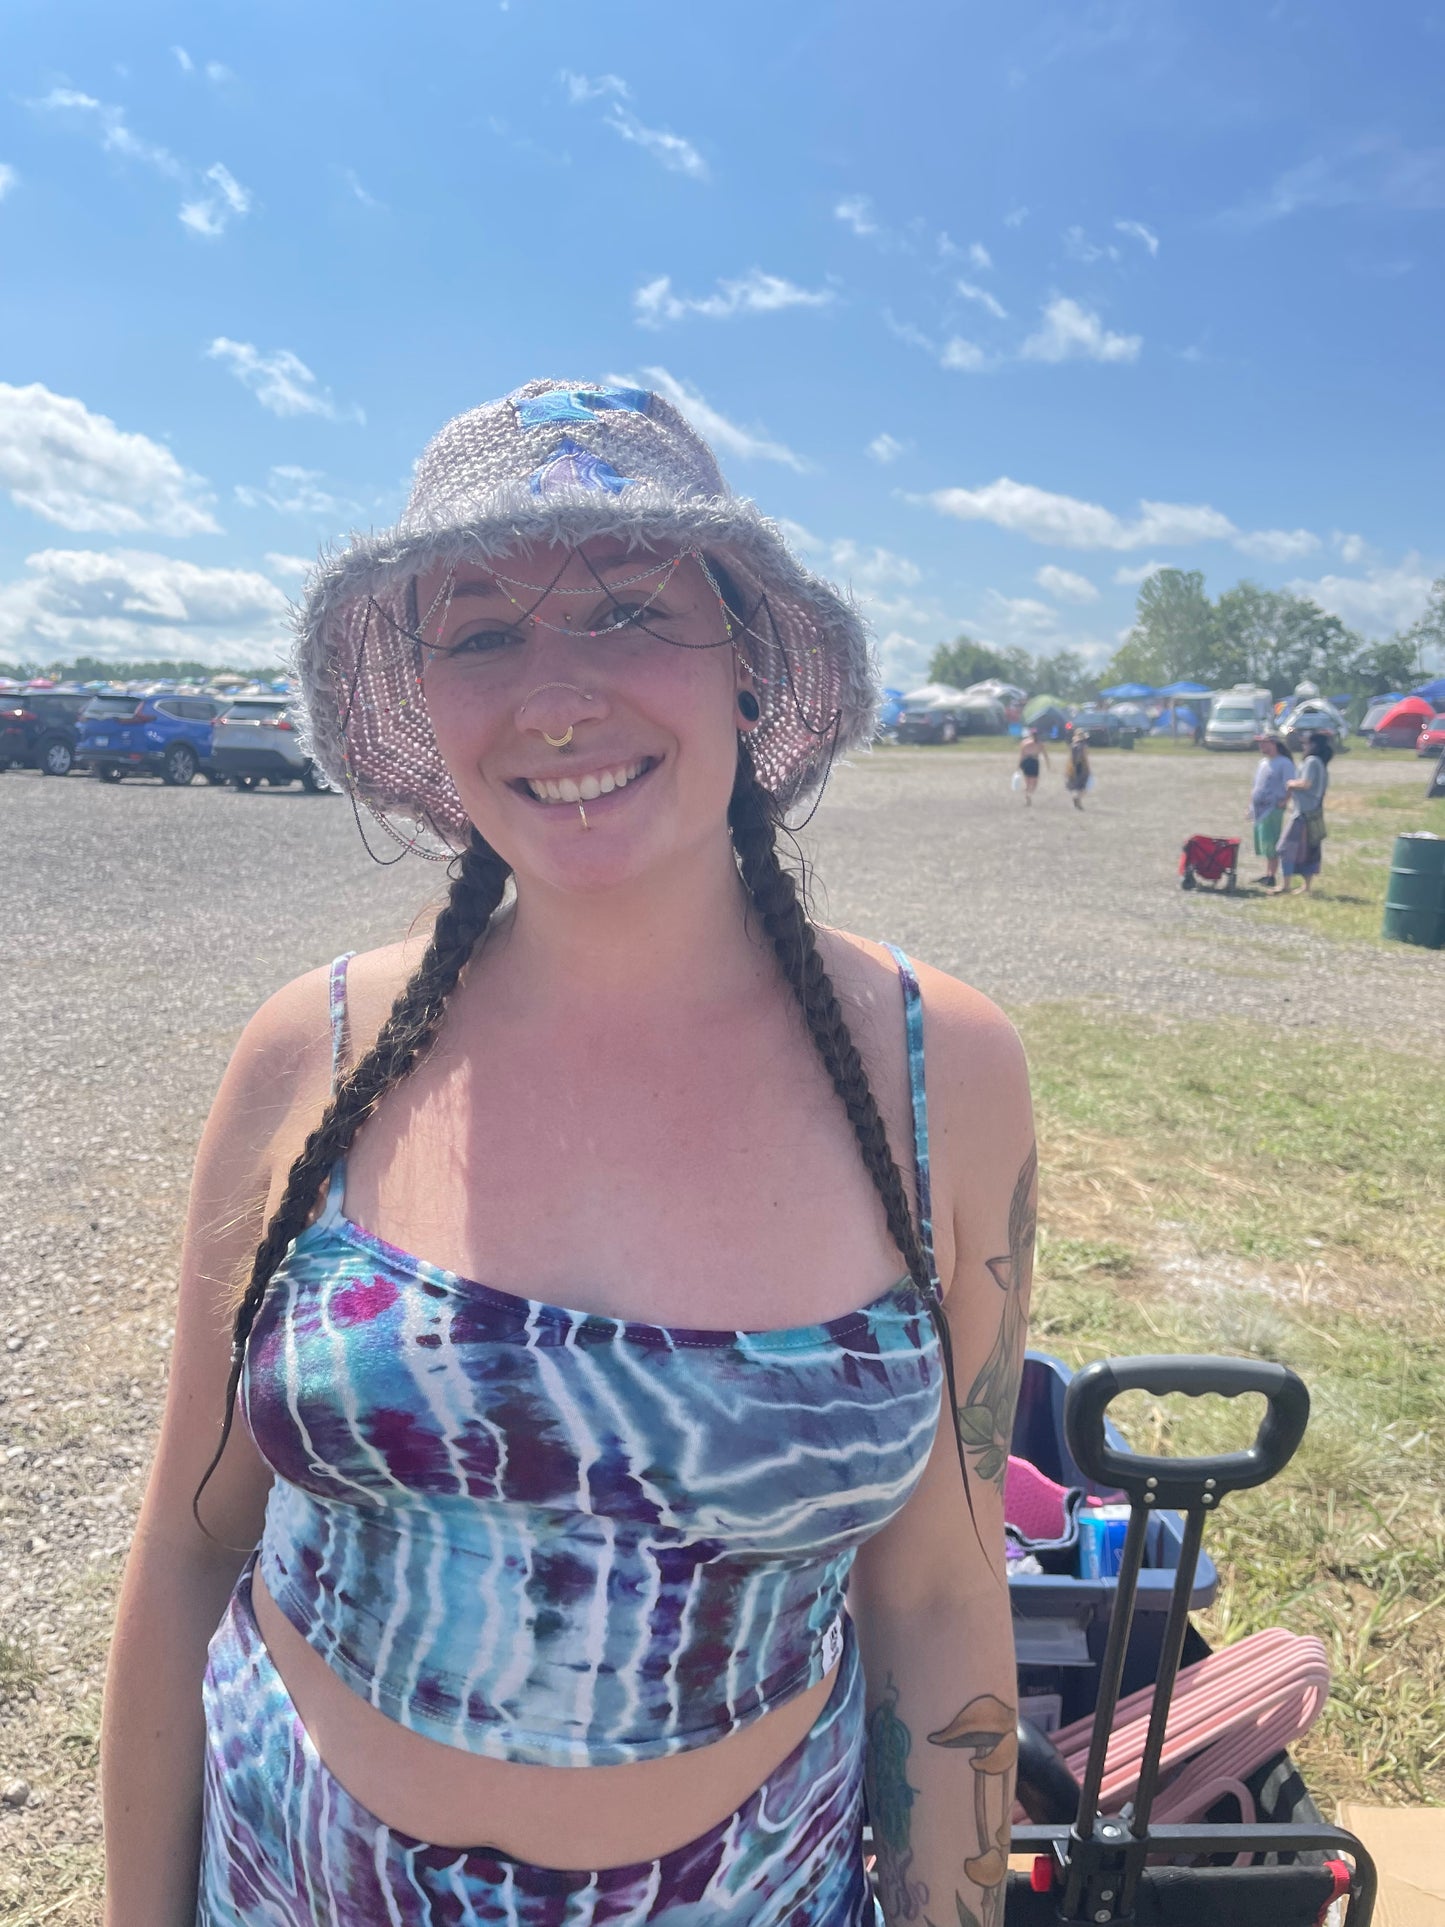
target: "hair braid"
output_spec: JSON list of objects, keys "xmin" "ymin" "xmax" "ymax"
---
[
  {"xmin": 191, "ymin": 829, "xmax": 511, "ymax": 1537},
  {"xmin": 727, "ymin": 751, "xmax": 981, "ymax": 1531}
]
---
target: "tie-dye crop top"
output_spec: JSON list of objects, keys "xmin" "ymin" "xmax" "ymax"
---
[{"xmin": 241, "ymin": 948, "xmax": 944, "ymax": 1766}]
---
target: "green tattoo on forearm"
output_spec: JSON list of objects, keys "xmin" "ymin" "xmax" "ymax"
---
[
  {"xmin": 955, "ymin": 1145, "xmax": 1036, "ymax": 1495},
  {"xmin": 864, "ymin": 1674, "xmax": 931, "ymax": 1921}
]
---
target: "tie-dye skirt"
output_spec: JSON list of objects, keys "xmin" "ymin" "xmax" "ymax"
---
[{"xmin": 197, "ymin": 1557, "xmax": 881, "ymax": 1925}]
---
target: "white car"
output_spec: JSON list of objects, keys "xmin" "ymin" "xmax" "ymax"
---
[{"xmin": 208, "ymin": 696, "xmax": 335, "ymax": 792}]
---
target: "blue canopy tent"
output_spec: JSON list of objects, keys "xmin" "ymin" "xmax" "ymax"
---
[
  {"xmin": 1100, "ymin": 681, "xmax": 1154, "ymax": 701},
  {"xmin": 1154, "ymin": 679, "xmax": 1211, "ymax": 741},
  {"xmin": 1156, "ymin": 680, "xmax": 1211, "ymax": 697},
  {"xmin": 1411, "ymin": 676, "xmax": 1445, "ymax": 706}
]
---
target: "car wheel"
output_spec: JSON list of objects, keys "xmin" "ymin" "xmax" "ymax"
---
[
  {"xmin": 232, "ymin": 772, "xmax": 261, "ymax": 790},
  {"xmin": 97, "ymin": 763, "xmax": 122, "ymax": 782},
  {"xmin": 940, "ymin": 720, "xmax": 958, "ymax": 744},
  {"xmin": 162, "ymin": 742, "xmax": 198, "ymax": 786},
  {"xmin": 300, "ymin": 761, "xmax": 333, "ymax": 794},
  {"xmin": 38, "ymin": 736, "xmax": 75, "ymax": 776}
]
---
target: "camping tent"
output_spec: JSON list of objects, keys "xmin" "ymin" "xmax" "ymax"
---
[
  {"xmin": 1371, "ymin": 696, "xmax": 1436, "ymax": 747},
  {"xmin": 1100, "ymin": 681, "xmax": 1154, "ymax": 701},
  {"xmin": 1022, "ymin": 695, "xmax": 1070, "ymax": 738},
  {"xmin": 904, "ymin": 682, "xmax": 969, "ymax": 706}
]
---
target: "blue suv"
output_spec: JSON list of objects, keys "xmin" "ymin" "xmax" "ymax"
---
[{"xmin": 75, "ymin": 692, "xmax": 228, "ymax": 785}]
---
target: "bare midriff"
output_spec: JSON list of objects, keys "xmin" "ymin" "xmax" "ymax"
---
[{"xmin": 250, "ymin": 1565, "xmax": 841, "ymax": 1868}]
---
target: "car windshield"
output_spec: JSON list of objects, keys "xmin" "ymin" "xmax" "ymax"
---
[
  {"xmin": 84, "ymin": 696, "xmax": 143, "ymax": 718},
  {"xmin": 222, "ymin": 701, "xmax": 287, "ymax": 720},
  {"xmin": 1214, "ymin": 704, "xmax": 1255, "ymax": 722}
]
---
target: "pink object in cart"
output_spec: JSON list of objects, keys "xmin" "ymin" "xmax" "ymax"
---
[{"xmin": 1005, "ymin": 1455, "xmax": 1075, "ymax": 1542}]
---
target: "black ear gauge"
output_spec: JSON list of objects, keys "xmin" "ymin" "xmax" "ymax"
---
[{"xmin": 737, "ymin": 689, "xmax": 761, "ymax": 723}]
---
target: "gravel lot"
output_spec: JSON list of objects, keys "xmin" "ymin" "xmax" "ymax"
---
[{"xmin": 0, "ymin": 745, "xmax": 1438, "ymax": 1912}]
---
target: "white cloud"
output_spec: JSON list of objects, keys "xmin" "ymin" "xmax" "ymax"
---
[
  {"xmin": 179, "ymin": 159, "xmax": 251, "ymax": 237},
  {"xmin": 781, "ymin": 527, "xmax": 922, "ymax": 593},
  {"xmin": 940, "ymin": 336, "xmax": 993, "ymax": 372},
  {"xmin": 1233, "ymin": 527, "xmax": 1320, "ymax": 562},
  {"xmin": 985, "ymin": 591, "xmax": 1059, "ymax": 632},
  {"xmin": 918, "ymin": 477, "xmax": 1237, "ymax": 550},
  {"xmin": 1036, "ymin": 564, "xmax": 1100, "ymax": 603},
  {"xmin": 0, "ymin": 382, "xmax": 219, "ymax": 535},
  {"xmin": 1004, "ymin": 205, "xmax": 1029, "ymax": 228},
  {"xmin": 235, "ymin": 465, "xmax": 357, "ymax": 518},
  {"xmin": 1020, "ymin": 296, "xmax": 1141, "ymax": 363},
  {"xmin": 867, "ymin": 433, "xmax": 907, "ymax": 465},
  {"xmin": 1115, "ymin": 217, "xmax": 1160, "ymax": 256},
  {"xmin": 634, "ymin": 367, "xmax": 806, "ymax": 470},
  {"xmin": 207, "ymin": 338, "xmax": 363, "ymax": 423},
  {"xmin": 173, "ymin": 46, "xmax": 194, "ymax": 72},
  {"xmin": 1063, "ymin": 224, "xmax": 1120, "ymax": 265},
  {"xmin": 343, "ymin": 168, "xmax": 382, "ymax": 209},
  {"xmin": 0, "ymin": 548, "xmax": 288, "ymax": 667},
  {"xmin": 968, "ymin": 242, "xmax": 993, "ymax": 270},
  {"xmin": 1225, "ymin": 138, "xmax": 1445, "ymax": 227},
  {"xmin": 558, "ymin": 73, "xmax": 706, "ymax": 178},
  {"xmin": 559, "ymin": 71, "xmax": 630, "ymax": 104},
  {"xmin": 0, "ymin": 163, "xmax": 15, "ymax": 201},
  {"xmin": 634, "ymin": 269, "xmax": 833, "ymax": 327},
  {"xmin": 1332, "ymin": 532, "xmax": 1372, "ymax": 566},
  {"xmin": 956, "ymin": 279, "xmax": 1008, "ymax": 320},
  {"xmin": 205, "ymin": 61, "xmax": 233, "ymax": 84},
  {"xmin": 32, "ymin": 87, "xmax": 183, "ymax": 179},
  {"xmin": 1114, "ymin": 560, "xmax": 1168, "ymax": 585},
  {"xmin": 1287, "ymin": 554, "xmax": 1440, "ymax": 638},
  {"xmin": 264, "ymin": 552, "xmax": 313, "ymax": 578},
  {"xmin": 835, "ymin": 195, "xmax": 878, "ymax": 237},
  {"xmin": 877, "ymin": 629, "xmax": 936, "ymax": 687}
]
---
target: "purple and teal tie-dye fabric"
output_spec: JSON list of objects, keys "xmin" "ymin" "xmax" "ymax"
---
[{"xmin": 198, "ymin": 1557, "xmax": 882, "ymax": 1924}]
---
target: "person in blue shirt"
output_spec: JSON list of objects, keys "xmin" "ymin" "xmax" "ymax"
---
[{"xmin": 1248, "ymin": 734, "xmax": 1294, "ymax": 887}]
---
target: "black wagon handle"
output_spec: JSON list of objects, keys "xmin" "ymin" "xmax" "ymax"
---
[{"xmin": 1064, "ymin": 1354, "xmax": 1310, "ymax": 1510}]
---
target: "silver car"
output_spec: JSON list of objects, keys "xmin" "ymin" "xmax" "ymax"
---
[{"xmin": 208, "ymin": 696, "xmax": 335, "ymax": 792}]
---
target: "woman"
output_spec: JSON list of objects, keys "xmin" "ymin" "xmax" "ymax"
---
[
  {"xmin": 1017, "ymin": 726, "xmax": 1048, "ymax": 803},
  {"xmin": 1274, "ymin": 729, "xmax": 1332, "ymax": 894},
  {"xmin": 1064, "ymin": 731, "xmax": 1091, "ymax": 811},
  {"xmin": 101, "ymin": 381, "xmax": 1033, "ymax": 1927},
  {"xmin": 1248, "ymin": 733, "xmax": 1294, "ymax": 887}
]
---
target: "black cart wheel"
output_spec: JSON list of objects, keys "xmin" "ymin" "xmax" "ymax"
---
[{"xmin": 97, "ymin": 763, "xmax": 122, "ymax": 783}]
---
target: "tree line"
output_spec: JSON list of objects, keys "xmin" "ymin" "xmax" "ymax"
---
[{"xmin": 929, "ymin": 570, "xmax": 1445, "ymax": 705}]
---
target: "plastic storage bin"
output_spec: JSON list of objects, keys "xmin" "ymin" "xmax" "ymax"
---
[{"xmin": 1009, "ymin": 1350, "xmax": 1219, "ymax": 1725}]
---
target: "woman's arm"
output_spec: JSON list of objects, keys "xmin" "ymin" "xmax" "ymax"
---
[
  {"xmin": 101, "ymin": 968, "xmax": 332, "ymax": 1927},
  {"xmin": 850, "ymin": 981, "xmax": 1034, "ymax": 1927}
]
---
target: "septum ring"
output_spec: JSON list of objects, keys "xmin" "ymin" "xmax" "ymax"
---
[{"xmin": 542, "ymin": 725, "xmax": 574, "ymax": 749}]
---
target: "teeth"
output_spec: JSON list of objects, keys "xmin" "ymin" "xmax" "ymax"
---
[{"xmin": 525, "ymin": 759, "xmax": 647, "ymax": 803}]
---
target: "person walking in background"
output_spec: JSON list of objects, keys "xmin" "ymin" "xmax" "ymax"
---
[
  {"xmin": 1064, "ymin": 730, "xmax": 1091, "ymax": 810},
  {"xmin": 1017, "ymin": 726, "xmax": 1048, "ymax": 805},
  {"xmin": 1248, "ymin": 733, "xmax": 1294, "ymax": 887},
  {"xmin": 1274, "ymin": 730, "xmax": 1332, "ymax": 894}
]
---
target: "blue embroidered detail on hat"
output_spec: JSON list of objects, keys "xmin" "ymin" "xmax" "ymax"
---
[
  {"xmin": 528, "ymin": 437, "xmax": 635, "ymax": 497},
  {"xmin": 515, "ymin": 386, "xmax": 652, "ymax": 427}
]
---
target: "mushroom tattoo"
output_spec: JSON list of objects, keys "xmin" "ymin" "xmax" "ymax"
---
[{"xmin": 928, "ymin": 1693, "xmax": 1017, "ymax": 1899}]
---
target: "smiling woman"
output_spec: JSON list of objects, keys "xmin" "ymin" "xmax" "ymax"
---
[{"xmin": 99, "ymin": 379, "xmax": 1034, "ymax": 1927}]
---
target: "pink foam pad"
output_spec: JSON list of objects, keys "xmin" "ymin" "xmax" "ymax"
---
[{"xmin": 1005, "ymin": 1455, "xmax": 1072, "ymax": 1542}]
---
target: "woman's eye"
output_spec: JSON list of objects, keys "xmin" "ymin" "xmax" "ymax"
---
[{"xmin": 447, "ymin": 627, "xmax": 520, "ymax": 657}]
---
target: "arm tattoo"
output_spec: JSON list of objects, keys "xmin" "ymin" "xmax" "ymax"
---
[
  {"xmin": 955, "ymin": 1145, "xmax": 1036, "ymax": 1495},
  {"xmin": 926, "ymin": 1693, "xmax": 1016, "ymax": 1925},
  {"xmin": 864, "ymin": 1674, "xmax": 931, "ymax": 1921}
]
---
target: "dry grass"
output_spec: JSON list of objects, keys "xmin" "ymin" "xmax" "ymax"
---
[{"xmin": 1019, "ymin": 1002, "xmax": 1445, "ymax": 1805}]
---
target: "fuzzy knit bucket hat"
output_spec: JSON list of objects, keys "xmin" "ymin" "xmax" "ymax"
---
[{"xmin": 293, "ymin": 378, "xmax": 879, "ymax": 850}]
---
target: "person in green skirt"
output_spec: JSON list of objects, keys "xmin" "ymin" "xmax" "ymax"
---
[{"xmin": 1248, "ymin": 732, "xmax": 1293, "ymax": 886}]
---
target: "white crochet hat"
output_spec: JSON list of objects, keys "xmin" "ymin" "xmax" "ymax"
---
[{"xmin": 293, "ymin": 378, "xmax": 879, "ymax": 849}]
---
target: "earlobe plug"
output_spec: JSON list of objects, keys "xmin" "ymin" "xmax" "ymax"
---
[{"xmin": 737, "ymin": 690, "xmax": 761, "ymax": 723}]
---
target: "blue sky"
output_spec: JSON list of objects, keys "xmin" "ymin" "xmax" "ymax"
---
[{"xmin": 2, "ymin": 0, "xmax": 1442, "ymax": 681}]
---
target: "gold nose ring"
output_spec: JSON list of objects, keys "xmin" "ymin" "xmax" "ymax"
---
[{"xmin": 542, "ymin": 725, "xmax": 574, "ymax": 748}]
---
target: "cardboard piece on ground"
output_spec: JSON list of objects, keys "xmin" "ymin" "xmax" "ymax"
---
[{"xmin": 1336, "ymin": 1803, "xmax": 1445, "ymax": 1926}]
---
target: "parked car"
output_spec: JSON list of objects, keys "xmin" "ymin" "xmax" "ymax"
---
[
  {"xmin": 1416, "ymin": 712, "xmax": 1445, "ymax": 758},
  {"xmin": 75, "ymin": 692, "xmax": 228, "ymax": 784},
  {"xmin": 1069, "ymin": 707, "xmax": 1138, "ymax": 748},
  {"xmin": 208, "ymin": 697, "xmax": 334, "ymax": 791},
  {"xmin": 895, "ymin": 686, "xmax": 1002, "ymax": 742},
  {"xmin": 1204, "ymin": 685, "xmax": 1273, "ymax": 750},
  {"xmin": 1366, "ymin": 695, "xmax": 1437, "ymax": 749},
  {"xmin": 0, "ymin": 687, "xmax": 92, "ymax": 775},
  {"xmin": 1278, "ymin": 699, "xmax": 1350, "ymax": 753}
]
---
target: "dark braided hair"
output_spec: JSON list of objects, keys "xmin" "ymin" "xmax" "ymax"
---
[
  {"xmin": 192, "ymin": 829, "xmax": 511, "ymax": 1533},
  {"xmin": 727, "ymin": 751, "xmax": 980, "ymax": 1534}
]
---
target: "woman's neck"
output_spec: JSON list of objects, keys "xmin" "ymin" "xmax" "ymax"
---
[{"xmin": 485, "ymin": 832, "xmax": 773, "ymax": 1015}]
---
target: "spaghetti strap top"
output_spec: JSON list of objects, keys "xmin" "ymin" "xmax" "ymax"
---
[{"xmin": 241, "ymin": 948, "xmax": 944, "ymax": 1767}]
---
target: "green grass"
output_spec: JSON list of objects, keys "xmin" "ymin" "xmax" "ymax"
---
[{"xmin": 1018, "ymin": 1003, "xmax": 1445, "ymax": 1805}]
